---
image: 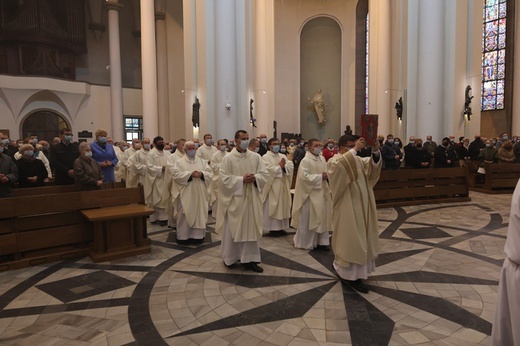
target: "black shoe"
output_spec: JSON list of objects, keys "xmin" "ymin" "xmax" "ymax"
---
[
  {"xmin": 224, "ymin": 261, "xmax": 235, "ymax": 268},
  {"xmin": 191, "ymin": 238, "xmax": 204, "ymax": 245},
  {"xmin": 278, "ymin": 230, "xmax": 288, "ymax": 236},
  {"xmin": 150, "ymin": 220, "xmax": 159, "ymax": 224},
  {"xmin": 345, "ymin": 279, "xmax": 369, "ymax": 294},
  {"xmin": 158, "ymin": 220, "xmax": 168, "ymax": 226},
  {"xmin": 176, "ymin": 239, "xmax": 190, "ymax": 245},
  {"xmin": 315, "ymin": 245, "xmax": 330, "ymax": 251},
  {"xmin": 243, "ymin": 262, "xmax": 264, "ymax": 273}
]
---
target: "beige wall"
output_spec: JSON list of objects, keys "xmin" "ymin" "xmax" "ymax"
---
[{"xmin": 273, "ymin": 0, "xmax": 357, "ymax": 138}]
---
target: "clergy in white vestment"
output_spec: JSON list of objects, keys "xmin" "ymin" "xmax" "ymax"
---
[
  {"xmin": 114, "ymin": 141, "xmax": 128, "ymax": 182},
  {"xmin": 209, "ymin": 139, "xmax": 228, "ymax": 218},
  {"xmin": 327, "ymin": 135, "xmax": 381, "ymax": 294},
  {"xmin": 122, "ymin": 138, "xmax": 141, "ymax": 186},
  {"xmin": 165, "ymin": 139, "xmax": 186, "ymax": 227},
  {"xmin": 491, "ymin": 178, "xmax": 520, "ymax": 345},
  {"xmin": 216, "ymin": 130, "xmax": 269, "ymax": 273},
  {"xmin": 127, "ymin": 138, "xmax": 150, "ymax": 188},
  {"xmin": 144, "ymin": 136, "xmax": 170, "ymax": 226},
  {"xmin": 261, "ymin": 138, "xmax": 294, "ymax": 237},
  {"xmin": 171, "ymin": 141, "xmax": 213, "ymax": 245},
  {"xmin": 197, "ymin": 134, "xmax": 218, "ymax": 163},
  {"xmin": 292, "ymin": 139, "xmax": 332, "ymax": 250}
]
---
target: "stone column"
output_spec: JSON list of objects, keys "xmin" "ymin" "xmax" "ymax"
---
[
  {"xmin": 416, "ymin": 0, "xmax": 444, "ymax": 140},
  {"xmin": 141, "ymin": 0, "xmax": 158, "ymax": 138},
  {"xmin": 155, "ymin": 0, "xmax": 170, "ymax": 139},
  {"xmin": 105, "ymin": 1, "xmax": 124, "ymax": 140}
]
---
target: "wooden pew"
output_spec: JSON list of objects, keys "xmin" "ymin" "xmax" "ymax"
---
[
  {"xmin": 374, "ymin": 167, "xmax": 470, "ymax": 208},
  {"xmin": 0, "ymin": 186, "xmax": 152, "ymax": 271},
  {"xmin": 11, "ymin": 182, "xmax": 125, "ymax": 197},
  {"xmin": 469, "ymin": 163, "xmax": 520, "ymax": 193}
]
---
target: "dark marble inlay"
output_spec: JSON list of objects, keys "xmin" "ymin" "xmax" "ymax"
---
[
  {"xmin": 342, "ymin": 282, "xmax": 394, "ymax": 346},
  {"xmin": 438, "ymin": 212, "xmax": 504, "ymax": 247},
  {"xmin": 261, "ymin": 248, "xmax": 334, "ymax": 278},
  {"xmin": 0, "ymin": 298, "xmax": 131, "ymax": 318},
  {"xmin": 366, "ymin": 285, "xmax": 493, "ymax": 335},
  {"xmin": 58, "ymin": 263, "xmax": 153, "ymax": 272},
  {"xmin": 400, "ymin": 226, "xmax": 453, "ymax": 239},
  {"xmin": 170, "ymin": 281, "xmax": 338, "ymax": 338},
  {"xmin": 36, "ymin": 271, "xmax": 135, "ymax": 303},
  {"xmin": 172, "ymin": 270, "xmax": 331, "ymax": 288},
  {"xmin": 369, "ymin": 270, "xmax": 498, "ymax": 285},
  {"xmin": 376, "ymin": 248, "xmax": 430, "ymax": 267}
]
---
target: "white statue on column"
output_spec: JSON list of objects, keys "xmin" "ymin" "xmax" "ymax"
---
[{"xmin": 308, "ymin": 88, "xmax": 326, "ymax": 125}]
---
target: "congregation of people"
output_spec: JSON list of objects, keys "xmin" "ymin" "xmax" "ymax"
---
[{"xmin": 0, "ymin": 128, "xmax": 517, "ymax": 293}]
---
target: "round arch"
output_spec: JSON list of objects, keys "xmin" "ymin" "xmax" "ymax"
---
[{"xmin": 21, "ymin": 109, "xmax": 70, "ymax": 141}]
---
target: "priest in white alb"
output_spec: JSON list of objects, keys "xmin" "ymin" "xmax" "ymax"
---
[
  {"xmin": 197, "ymin": 134, "xmax": 218, "ymax": 163},
  {"xmin": 292, "ymin": 138, "xmax": 332, "ymax": 250},
  {"xmin": 171, "ymin": 141, "xmax": 213, "ymax": 245},
  {"xmin": 165, "ymin": 138, "xmax": 186, "ymax": 227},
  {"xmin": 216, "ymin": 130, "xmax": 269, "ymax": 273},
  {"xmin": 144, "ymin": 136, "xmax": 170, "ymax": 226},
  {"xmin": 209, "ymin": 139, "xmax": 228, "ymax": 217},
  {"xmin": 127, "ymin": 138, "xmax": 150, "ymax": 188},
  {"xmin": 491, "ymin": 179, "xmax": 520, "ymax": 346},
  {"xmin": 261, "ymin": 138, "xmax": 294, "ymax": 237},
  {"xmin": 122, "ymin": 138, "xmax": 141, "ymax": 186},
  {"xmin": 327, "ymin": 135, "xmax": 381, "ymax": 294}
]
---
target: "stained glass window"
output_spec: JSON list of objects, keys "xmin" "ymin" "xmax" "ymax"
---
[
  {"xmin": 481, "ymin": 0, "xmax": 507, "ymax": 111},
  {"xmin": 365, "ymin": 13, "xmax": 369, "ymax": 114}
]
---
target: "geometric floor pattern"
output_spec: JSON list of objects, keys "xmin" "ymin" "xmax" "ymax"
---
[{"xmin": 0, "ymin": 191, "xmax": 509, "ymax": 345}]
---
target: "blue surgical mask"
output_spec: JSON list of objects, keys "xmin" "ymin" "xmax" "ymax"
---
[
  {"xmin": 2, "ymin": 139, "xmax": 9, "ymax": 145},
  {"xmin": 280, "ymin": 147, "xmax": 287, "ymax": 154},
  {"xmin": 24, "ymin": 150, "xmax": 34, "ymax": 158},
  {"xmin": 34, "ymin": 150, "xmax": 39, "ymax": 157},
  {"xmin": 205, "ymin": 139, "xmax": 213, "ymax": 146},
  {"xmin": 313, "ymin": 147, "xmax": 321, "ymax": 156},
  {"xmin": 194, "ymin": 143, "xmax": 200, "ymax": 149},
  {"xmin": 272, "ymin": 145, "xmax": 280, "ymax": 153},
  {"xmin": 254, "ymin": 147, "xmax": 259, "ymax": 153},
  {"xmin": 220, "ymin": 145, "xmax": 227, "ymax": 152},
  {"xmin": 187, "ymin": 149, "xmax": 197, "ymax": 158},
  {"xmin": 64, "ymin": 135, "xmax": 73, "ymax": 142},
  {"xmin": 98, "ymin": 136, "xmax": 107, "ymax": 144},
  {"xmin": 239, "ymin": 139, "xmax": 249, "ymax": 150},
  {"xmin": 261, "ymin": 138, "xmax": 267, "ymax": 143}
]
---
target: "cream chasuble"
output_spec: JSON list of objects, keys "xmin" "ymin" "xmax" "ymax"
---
[
  {"xmin": 144, "ymin": 148, "xmax": 169, "ymax": 208},
  {"xmin": 327, "ymin": 149, "xmax": 381, "ymax": 268},
  {"xmin": 291, "ymin": 152, "xmax": 332, "ymax": 233},
  {"xmin": 215, "ymin": 148, "xmax": 269, "ymax": 242},
  {"xmin": 171, "ymin": 155, "xmax": 213, "ymax": 229},
  {"xmin": 261, "ymin": 151, "xmax": 294, "ymax": 221}
]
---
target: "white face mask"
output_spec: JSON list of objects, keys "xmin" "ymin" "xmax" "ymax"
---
[
  {"xmin": 313, "ymin": 147, "xmax": 322, "ymax": 156},
  {"xmin": 239, "ymin": 139, "xmax": 249, "ymax": 150},
  {"xmin": 220, "ymin": 145, "xmax": 227, "ymax": 152},
  {"xmin": 186, "ymin": 149, "xmax": 197, "ymax": 158},
  {"xmin": 85, "ymin": 151, "xmax": 93, "ymax": 158},
  {"xmin": 143, "ymin": 144, "xmax": 151, "ymax": 150}
]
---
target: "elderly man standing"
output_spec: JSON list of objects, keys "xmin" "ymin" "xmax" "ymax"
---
[
  {"xmin": 491, "ymin": 179, "xmax": 520, "ymax": 345},
  {"xmin": 127, "ymin": 138, "xmax": 150, "ymax": 188},
  {"xmin": 196, "ymin": 134, "xmax": 217, "ymax": 163},
  {"xmin": 262, "ymin": 138, "xmax": 294, "ymax": 237},
  {"xmin": 327, "ymin": 135, "xmax": 381, "ymax": 294},
  {"xmin": 216, "ymin": 130, "xmax": 269, "ymax": 273},
  {"xmin": 248, "ymin": 138, "xmax": 260, "ymax": 154},
  {"xmin": 122, "ymin": 138, "xmax": 141, "ymax": 184},
  {"xmin": 0, "ymin": 141, "xmax": 18, "ymax": 197},
  {"xmin": 145, "ymin": 136, "xmax": 170, "ymax": 226},
  {"xmin": 171, "ymin": 141, "xmax": 213, "ymax": 244},
  {"xmin": 292, "ymin": 138, "xmax": 332, "ymax": 251}
]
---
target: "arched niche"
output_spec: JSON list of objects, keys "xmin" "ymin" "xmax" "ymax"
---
[
  {"xmin": 21, "ymin": 110, "xmax": 69, "ymax": 141},
  {"xmin": 300, "ymin": 16, "xmax": 342, "ymax": 140}
]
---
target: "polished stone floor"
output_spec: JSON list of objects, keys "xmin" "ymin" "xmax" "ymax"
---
[{"xmin": 0, "ymin": 191, "xmax": 511, "ymax": 345}]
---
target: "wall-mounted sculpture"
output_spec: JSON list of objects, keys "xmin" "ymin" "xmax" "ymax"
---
[
  {"xmin": 464, "ymin": 85, "xmax": 474, "ymax": 121},
  {"xmin": 308, "ymin": 88, "xmax": 326, "ymax": 125}
]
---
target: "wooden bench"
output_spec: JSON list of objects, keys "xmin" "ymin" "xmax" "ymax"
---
[
  {"xmin": 469, "ymin": 163, "xmax": 520, "ymax": 194},
  {"xmin": 374, "ymin": 167, "xmax": 470, "ymax": 208},
  {"xmin": 0, "ymin": 186, "xmax": 153, "ymax": 271},
  {"xmin": 11, "ymin": 182, "xmax": 125, "ymax": 197}
]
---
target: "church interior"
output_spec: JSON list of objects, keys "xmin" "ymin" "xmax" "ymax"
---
[{"xmin": 0, "ymin": 0, "xmax": 518, "ymax": 344}]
